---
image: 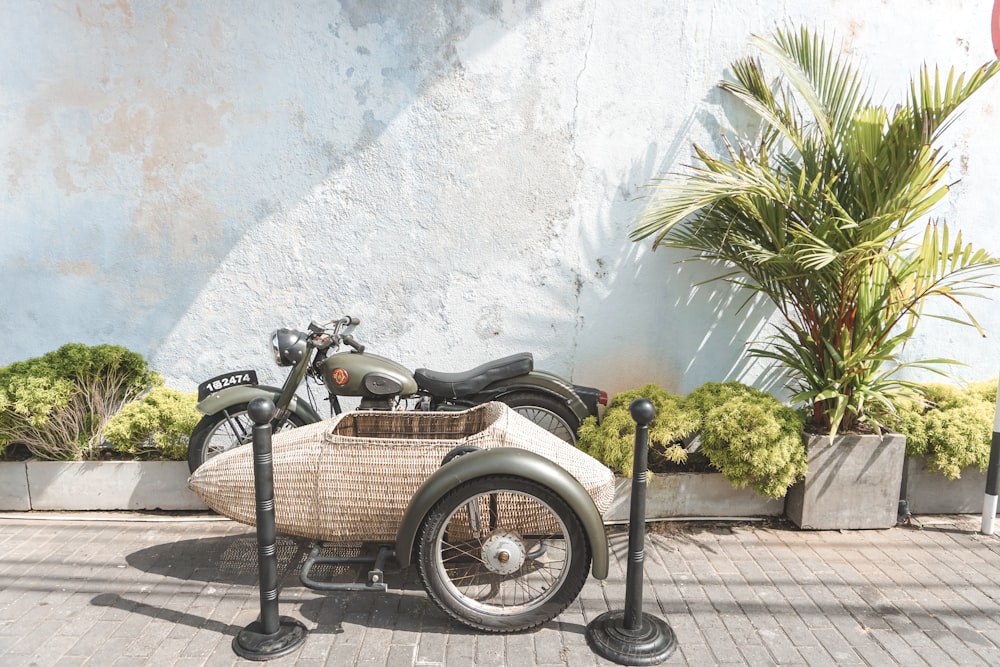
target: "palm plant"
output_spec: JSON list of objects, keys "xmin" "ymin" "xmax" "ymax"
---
[{"xmin": 633, "ymin": 25, "xmax": 1000, "ymax": 437}]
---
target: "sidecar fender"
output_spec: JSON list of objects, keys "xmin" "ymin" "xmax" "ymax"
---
[
  {"xmin": 395, "ymin": 447, "xmax": 609, "ymax": 579},
  {"xmin": 196, "ymin": 385, "xmax": 322, "ymax": 424}
]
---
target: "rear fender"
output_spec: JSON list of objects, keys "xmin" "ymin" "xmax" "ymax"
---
[
  {"xmin": 483, "ymin": 372, "xmax": 590, "ymax": 424},
  {"xmin": 394, "ymin": 447, "xmax": 608, "ymax": 579},
  {"xmin": 195, "ymin": 385, "xmax": 322, "ymax": 424}
]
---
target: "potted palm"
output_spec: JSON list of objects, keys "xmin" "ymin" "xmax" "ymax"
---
[{"xmin": 632, "ymin": 25, "xmax": 1000, "ymax": 528}]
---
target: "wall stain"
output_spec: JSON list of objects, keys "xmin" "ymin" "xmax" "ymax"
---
[
  {"xmin": 6, "ymin": 1, "xmax": 234, "ymax": 267},
  {"xmin": 57, "ymin": 259, "xmax": 99, "ymax": 276}
]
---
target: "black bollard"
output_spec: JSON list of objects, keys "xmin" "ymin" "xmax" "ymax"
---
[
  {"xmin": 586, "ymin": 398, "xmax": 677, "ymax": 666},
  {"xmin": 232, "ymin": 397, "xmax": 308, "ymax": 660}
]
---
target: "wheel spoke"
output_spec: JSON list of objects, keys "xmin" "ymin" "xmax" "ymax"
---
[{"xmin": 511, "ymin": 406, "xmax": 574, "ymax": 443}]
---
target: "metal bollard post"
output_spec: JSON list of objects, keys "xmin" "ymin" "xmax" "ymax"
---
[
  {"xmin": 586, "ymin": 398, "xmax": 677, "ymax": 666},
  {"xmin": 232, "ymin": 398, "xmax": 308, "ymax": 660}
]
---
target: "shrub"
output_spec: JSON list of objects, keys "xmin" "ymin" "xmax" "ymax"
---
[
  {"xmin": 685, "ymin": 381, "xmax": 771, "ymax": 416},
  {"xmin": 578, "ymin": 380, "xmax": 807, "ymax": 497},
  {"xmin": 104, "ymin": 387, "xmax": 200, "ymax": 461},
  {"xmin": 891, "ymin": 379, "xmax": 997, "ymax": 479},
  {"xmin": 576, "ymin": 383, "xmax": 700, "ymax": 477},
  {"xmin": 0, "ymin": 344, "xmax": 160, "ymax": 460},
  {"xmin": 699, "ymin": 396, "xmax": 807, "ymax": 498}
]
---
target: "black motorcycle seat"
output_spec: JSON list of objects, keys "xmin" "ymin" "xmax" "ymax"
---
[{"xmin": 414, "ymin": 353, "xmax": 534, "ymax": 398}]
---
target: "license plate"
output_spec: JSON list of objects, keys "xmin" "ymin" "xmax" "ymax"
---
[{"xmin": 198, "ymin": 370, "xmax": 259, "ymax": 401}]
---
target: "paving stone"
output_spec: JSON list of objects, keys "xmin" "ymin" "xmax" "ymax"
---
[
  {"xmin": 796, "ymin": 644, "xmax": 839, "ymax": 666},
  {"xmin": 444, "ymin": 632, "xmax": 476, "ymax": 664},
  {"xmin": 532, "ymin": 626, "xmax": 563, "ymax": 664},
  {"xmin": 385, "ymin": 643, "xmax": 416, "ymax": 666}
]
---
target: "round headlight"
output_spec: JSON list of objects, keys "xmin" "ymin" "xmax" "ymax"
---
[{"xmin": 269, "ymin": 328, "xmax": 308, "ymax": 367}]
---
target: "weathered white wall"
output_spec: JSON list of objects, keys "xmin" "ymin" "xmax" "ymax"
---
[{"xmin": 2, "ymin": 0, "xmax": 998, "ymax": 396}]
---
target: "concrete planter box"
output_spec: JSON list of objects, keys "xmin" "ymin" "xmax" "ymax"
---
[
  {"xmin": 0, "ymin": 461, "xmax": 31, "ymax": 511},
  {"xmin": 602, "ymin": 472, "xmax": 784, "ymax": 522},
  {"xmin": 904, "ymin": 455, "xmax": 987, "ymax": 515},
  {"xmin": 786, "ymin": 433, "xmax": 906, "ymax": 530},
  {"xmin": 0, "ymin": 460, "xmax": 206, "ymax": 511}
]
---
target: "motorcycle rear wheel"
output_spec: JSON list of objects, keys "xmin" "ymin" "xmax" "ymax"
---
[
  {"xmin": 499, "ymin": 392, "xmax": 580, "ymax": 444},
  {"xmin": 187, "ymin": 402, "xmax": 307, "ymax": 472},
  {"xmin": 416, "ymin": 475, "xmax": 590, "ymax": 633}
]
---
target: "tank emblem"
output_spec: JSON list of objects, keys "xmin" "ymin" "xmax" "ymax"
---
[{"xmin": 331, "ymin": 368, "xmax": 350, "ymax": 386}]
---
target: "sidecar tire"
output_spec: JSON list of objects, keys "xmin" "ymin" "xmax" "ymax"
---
[
  {"xmin": 499, "ymin": 392, "xmax": 580, "ymax": 444},
  {"xmin": 416, "ymin": 475, "xmax": 590, "ymax": 633},
  {"xmin": 187, "ymin": 403, "xmax": 307, "ymax": 472}
]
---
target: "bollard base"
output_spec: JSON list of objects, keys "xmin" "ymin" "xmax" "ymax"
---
[
  {"xmin": 233, "ymin": 616, "xmax": 307, "ymax": 661},
  {"xmin": 586, "ymin": 609, "xmax": 677, "ymax": 666}
]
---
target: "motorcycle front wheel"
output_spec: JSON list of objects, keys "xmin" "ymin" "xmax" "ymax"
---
[
  {"xmin": 186, "ymin": 402, "xmax": 307, "ymax": 472},
  {"xmin": 416, "ymin": 475, "xmax": 590, "ymax": 633},
  {"xmin": 499, "ymin": 392, "xmax": 581, "ymax": 444}
]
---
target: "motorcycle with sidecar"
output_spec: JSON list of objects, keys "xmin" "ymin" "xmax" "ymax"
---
[{"xmin": 188, "ymin": 401, "xmax": 616, "ymax": 633}]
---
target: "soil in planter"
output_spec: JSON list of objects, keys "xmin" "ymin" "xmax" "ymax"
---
[
  {"xmin": 0, "ymin": 443, "xmax": 31, "ymax": 462},
  {"xmin": 0, "ymin": 442, "xmax": 183, "ymax": 462},
  {"xmin": 803, "ymin": 421, "xmax": 880, "ymax": 436},
  {"xmin": 647, "ymin": 449, "xmax": 718, "ymax": 474}
]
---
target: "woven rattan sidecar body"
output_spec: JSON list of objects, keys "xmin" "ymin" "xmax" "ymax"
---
[{"xmin": 188, "ymin": 401, "xmax": 614, "ymax": 543}]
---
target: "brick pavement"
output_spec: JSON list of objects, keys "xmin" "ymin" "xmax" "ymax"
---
[{"xmin": 1, "ymin": 513, "xmax": 999, "ymax": 666}]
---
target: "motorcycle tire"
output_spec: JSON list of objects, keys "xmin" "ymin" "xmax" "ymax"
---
[
  {"xmin": 187, "ymin": 402, "xmax": 307, "ymax": 472},
  {"xmin": 415, "ymin": 475, "xmax": 590, "ymax": 633},
  {"xmin": 498, "ymin": 392, "xmax": 581, "ymax": 444}
]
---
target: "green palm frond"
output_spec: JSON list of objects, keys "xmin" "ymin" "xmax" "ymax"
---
[{"xmin": 633, "ymin": 24, "xmax": 1000, "ymax": 436}]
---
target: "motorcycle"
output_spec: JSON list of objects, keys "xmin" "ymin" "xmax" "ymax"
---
[{"xmin": 187, "ymin": 315, "xmax": 606, "ymax": 471}]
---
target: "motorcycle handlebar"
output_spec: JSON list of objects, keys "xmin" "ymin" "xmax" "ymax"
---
[
  {"xmin": 309, "ymin": 316, "xmax": 360, "ymax": 332},
  {"xmin": 341, "ymin": 334, "xmax": 365, "ymax": 353},
  {"xmin": 306, "ymin": 316, "xmax": 363, "ymax": 351}
]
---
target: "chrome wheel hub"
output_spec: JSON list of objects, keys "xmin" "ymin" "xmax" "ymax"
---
[{"xmin": 481, "ymin": 532, "xmax": 526, "ymax": 575}]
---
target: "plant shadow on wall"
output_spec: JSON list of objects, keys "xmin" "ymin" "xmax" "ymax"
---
[{"xmin": 572, "ymin": 113, "xmax": 784, "ymax": 394}]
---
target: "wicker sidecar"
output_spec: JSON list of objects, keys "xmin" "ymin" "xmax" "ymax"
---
[{"xmin": 188, "ymin": 402, "xmax": 615, "ymax": 632}]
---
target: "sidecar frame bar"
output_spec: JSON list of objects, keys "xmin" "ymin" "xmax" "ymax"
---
[{"xmin": 299, "ymin": 543, "xmax": 394, "ymax": 592}]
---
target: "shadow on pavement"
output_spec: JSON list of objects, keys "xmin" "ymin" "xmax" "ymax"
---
[
  {"xmin": 91, "ymin": 593, "xmax": 246, "ymax": 637},
  {"xmin": 114, "ymin": 532, "xmax": 466, "ymax": 637},
  {"xmin": 125, "ymin": 533, "xmax": 423, "ymax": 591}
]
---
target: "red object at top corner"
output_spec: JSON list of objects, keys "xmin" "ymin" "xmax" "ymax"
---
[{"xmin": 993, "ymin": 0, "xmax": 1000, "ymax": 58}]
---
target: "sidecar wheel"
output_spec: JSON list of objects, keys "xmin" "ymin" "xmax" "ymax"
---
[
  {"xmin": 499, "ymin": 392, "xmax": 580, "ymax": 444},
  {"xmin": 187, "ymin": 403, "xmax": 306, "ymax": 472},
  {"xmin": 416, "ymin": 475, "xmax": 590, "ymax": 633}
]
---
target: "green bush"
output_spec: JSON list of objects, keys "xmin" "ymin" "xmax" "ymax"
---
[
  {"xmin": 890, "ymin": 379, "xmax": 997, "ymax": 479},
  {"xmin": 578, "ymin": 380, "xmax": 807, "ymax": 497},
  {"xmin": 685, "ymin": 380, "xmax": 771, "ymax": 416},
  {"xmin": 104, "ymin": 387, "xmax": 200, "ymax": 461},
  {"xmin": 700, "ymin": 396, "xmax": 807, "ymax": 498},
  {"xmin": 576, "ymin": 383, "xmax": 700, "ymax": 477},
  {"xmin": 0, "ymin": 344, "xmax": 160, "ymax": 460}
]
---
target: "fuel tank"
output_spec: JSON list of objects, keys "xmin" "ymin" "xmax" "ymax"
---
[{"xmin": 319, "ymin": 351, "xmax": 419, "ymax": 398}]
